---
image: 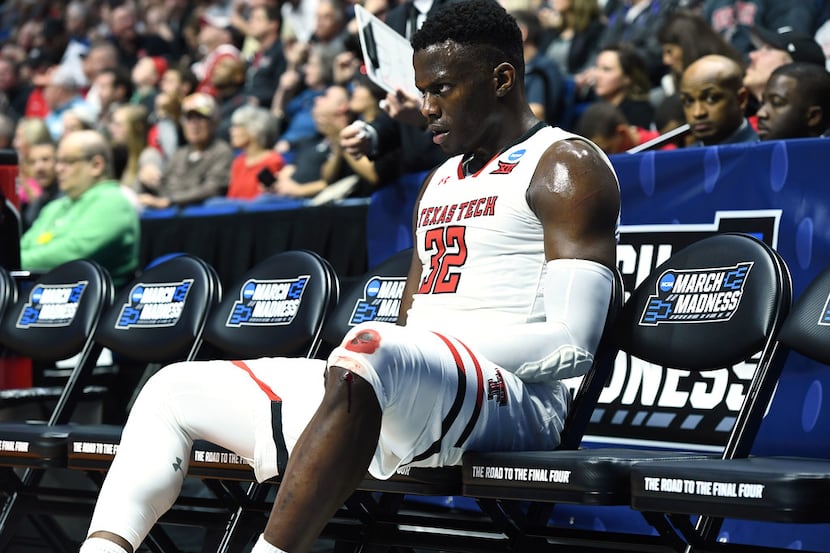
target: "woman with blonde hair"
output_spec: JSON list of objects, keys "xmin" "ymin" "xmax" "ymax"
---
[
  {"xmin": 12, "ymin": 117, "xmax": 52, "ymax": 208},
  {"xmin": 540, "ymin": 0, "xmax": 606, "ymax": 77},
  {"xmin": 108, "ymin": 104, "xmax": 164, "ymax": 208}
]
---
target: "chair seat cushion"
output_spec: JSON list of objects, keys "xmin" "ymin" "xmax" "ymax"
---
[
  {"xmin": 463, "ymin": 448, "xmax": 715, "ymax": 504},
  {"xmin": 0, "ymin": 422, "xmax": 73, "ymax": 467},
  {"xmin": 630, "ymin": 456, "xmax": 830, "ymax": 523}
]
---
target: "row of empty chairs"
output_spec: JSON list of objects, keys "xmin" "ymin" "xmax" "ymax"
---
[{"xmin": 0, "ymin": 233, "xmax": 827, "ymax": 552}]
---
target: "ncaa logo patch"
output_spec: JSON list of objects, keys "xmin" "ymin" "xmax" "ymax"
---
[
  {"xmin": 115, "ymin": 279, "xmax": 193, "ymax": 329},
  {"xmin": 640, "ymin": 262, "xmax": 753, "ymax": 326},
  {"xmin": 17, "ymin": 281, "xmax": 87, "ymax": 328},
  {"xmin": 226, "ymin": 276, "xmax": 309, "ymax": 327}
]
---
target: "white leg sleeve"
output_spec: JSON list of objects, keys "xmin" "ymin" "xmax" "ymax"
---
[{"xmin": 85, "ymin": 359, "xmax": 282, "ymax": 550}]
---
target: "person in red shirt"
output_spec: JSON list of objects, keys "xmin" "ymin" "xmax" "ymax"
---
[{"xmin": 227, "ymin": 104, "xmax": 285, "ymax": 199}]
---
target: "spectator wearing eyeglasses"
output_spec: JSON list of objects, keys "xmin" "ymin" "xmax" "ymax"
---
[{"xmin": 19, "ymin": 129, "xmax": 140, "ymax": 289}]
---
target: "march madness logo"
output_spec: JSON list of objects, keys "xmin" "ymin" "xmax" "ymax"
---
[
  {"xmin": 17, "ymin": 282, "xmax": 87, "ymax": 328},
  {"xmin": 582, "ymin": 210, "xmax": 781, "ymax": 449},
  {"xmin": 348, "ymin": 276, "xmax": 406, "ymax": 326},
  {"xmin": 115, "ymin": 280, "xmax": 193, "ymax": 329},
  {"xmin": 226, "ymin": 276, "xmax": 308, "ymax": 327},
  {"xmin": 639, "ymin": 262, "xmax": 751, "ymax": 326}
]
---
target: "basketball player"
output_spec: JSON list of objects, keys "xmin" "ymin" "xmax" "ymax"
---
[{"xmin": 80, "ymin": 1, "xmax": 620, "ymax": 551}]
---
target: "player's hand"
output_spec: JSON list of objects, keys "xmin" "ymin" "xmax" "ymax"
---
[{"xmin": 340, "ymin": 122, "xmax": 371, "ymax": 159}]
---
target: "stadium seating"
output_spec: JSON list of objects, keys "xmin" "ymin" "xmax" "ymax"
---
[
  {"xmin": 461, "ymin": 232, "xmax": 792, "ymax": 551},
  {"xmin": 629, "ymin": 263, "xmax": 830, "ymax": 552}
]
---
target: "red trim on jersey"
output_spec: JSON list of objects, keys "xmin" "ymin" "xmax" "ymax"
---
[{"xmin": 231, "ymin": 359, "xmax": 282, "ymax": 401}]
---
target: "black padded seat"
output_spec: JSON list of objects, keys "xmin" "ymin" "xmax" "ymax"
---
[
  {"xmin": 631, "ymin": 456, "xmax": 830, "ymax": 524},
  {"xmin": 464, "ymin": 448, "xmax": 715, "ymax": 504},
  {"xmin": 0, "ymin": 423, "xmax": 72, "ymax": 468}
]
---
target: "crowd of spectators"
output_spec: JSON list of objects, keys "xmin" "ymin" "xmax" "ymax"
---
[{"xmin": 1, "ymin": 0, "xmax": 830, "ymax": 278}]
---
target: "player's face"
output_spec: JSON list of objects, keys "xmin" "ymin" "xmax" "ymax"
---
[
  {"xmin": 756, "ymin": 74, "xmax": 809, "ymax": 140},
  {"xmin": 414, "ymin": 43, "xmax": 499, "ymax": 156}
]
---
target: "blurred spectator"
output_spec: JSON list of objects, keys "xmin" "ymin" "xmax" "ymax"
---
[
  {"xmin": 680, "ymin": 54, "xmax": 758, "ymax": 146},
  {"xmin": 274, "ymin": 44, "xmax": 332, "ymax": 155},
  {"xmin": 42, "ymin": 65, "xmax": 90, "ymax": 141},
  {"xmin": 59, "ymin": 3, "xmax": 95, "ymax": 88},
  {"xmin": 139, "ymin": 92, "xmax": 233, "ymax": 209},
  {"xmin": 702, "ymin": 0, "xmax": 816, "ymax": 56},
  {"xmin": 20, "ymin": 139, "xmax": 59, "ymax": 229},
  {"xmin": 273, "ymin": 84, "xmax": 354, "ymax": 198},
  {"xmin": 149, "ymin": 91, "xmax": 183, "ymax": 162},
  {"xmin": 0, "ymin": 56, "xmax": 32, "ymax": 121},
  {"xmin": 227, "ymin": 104, "xmax": 285, "ymax": 199},
  {"xmin": 130, "ymin": 56, "xmax": 167, "ymax": 113},
  {"xmin": 513, "ymin": 9, "xmax": 566, "ymax": 125},
  {"xmin": 597, "ymin": 0, "xmax": 675, "ymax": 85},
  {"xmin": 160, "ymin": 64, "xmax": 200, "ymax": 103},
  {"xmin": 281, "ymin": 0, "xmax": 320, "ymax": 44},
  {"xmin": 213, "ymin": 57, "xmax": 252, "ymax": 143},
  {"xmin": 588, "ymin": 43, "xmax": 655, "ymax": 128},
  {"xmin": 79, "ymin": 39, "xmax": 121, "ymax": 117},
  {"xmin": 539, "ymin": 0, "xmax": 605, "ymax": 77},
  {"xmin": 13, "ymin": 117, "xmax": 52, "ymax": 198},
  {"xmin": 243, "ymin": 4, "xmax": 287, "ymax": 109},
  {"xmin": 654, "ymin": 92, "xmax": 694, "ymax": 148},
  {"xmin": 744, "ymin": 26, "xmax": 826, "ymax": 111},
  {"xmin": 310, "ymin": 0, "xmax": 349, "ymax": 71},
  {"xmin": 656, "ymin": 9, "xmax": 743, "ymax": 103},
  {"xmin": 756, "ymin": 62, "xmax": 830, "ymax": 140},
  {"xmin": 0, "ymin": 113, "xmax": 13, "ymax": 148},
  {"xmin": 62, "ymin": 104, "xmax": 97, "ymax": 134},
  {"xmin": 108, "ymin": 2, "xmax": 171, "ymax": 69},
  {"xmin": 20, "ymin": 129, "xmax": 139, "ymax": 289},
  {"xmin": 576, "ymin": 100, "xmax": 668, "ymax": 153},
  {"xmin": 93, "ymin": 66, "xmax": 134, "ymax": 135},
  {"xmin": 108, "ymin": 104, "xmax": 164, "ymax": 205},
  {"xmin": 193, "ymin": 14, "xmax": 244, "ymax": 98}
]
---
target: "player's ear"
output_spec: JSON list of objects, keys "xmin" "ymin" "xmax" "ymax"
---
[
  {"xmin": 806, "ymin": 105, "xmax": 823, "ymax": 129},
  {"xmin": 493, "ymin": 62, "xmax": 515, "ymax": 98}
]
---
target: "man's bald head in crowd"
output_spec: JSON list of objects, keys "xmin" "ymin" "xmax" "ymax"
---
[{"xmin": 680, "ymin": 55, "xmax": 749, "ymax": 145}]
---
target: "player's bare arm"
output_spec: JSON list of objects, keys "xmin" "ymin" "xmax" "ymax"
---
[{"xmin": 527, "ymin": 138, "xmax": 620, "ymax": 270}]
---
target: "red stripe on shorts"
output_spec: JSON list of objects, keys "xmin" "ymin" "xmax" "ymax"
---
[{"xmin": 231, "ymin": 359, "xmax": 282, "ymax": 401}]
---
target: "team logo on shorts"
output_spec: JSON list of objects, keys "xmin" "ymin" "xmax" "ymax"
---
[
  {"xmin": 115, "ymin": 280, "xmax": 193, "ymax": 329},
  {"xmin": 345, "ymin": 328, "xmax": 381, "ymax": 354},
  {"xmin": 348, "ymin": 276, "xmax": 406, "ymax": 326},
  {"xmin": 17, "ymin": 281, "xmax": 87, "ymax": 328},
  {"xmin": 226, "ymin": 276, "xmax": 309, "ymax": 327},
  {"xmin": 639, "ymin": 262, "xmax": 752, "ymax": 326}
]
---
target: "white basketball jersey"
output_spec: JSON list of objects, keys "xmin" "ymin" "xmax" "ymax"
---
[{"xmin": 406, "ymin": 124, "xmax": 612, "ymax": 340}]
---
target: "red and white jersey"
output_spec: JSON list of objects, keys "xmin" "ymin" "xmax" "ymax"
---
[{"xmin": 406, "ymin": 124, "xmax": 615, "ymax": 340}]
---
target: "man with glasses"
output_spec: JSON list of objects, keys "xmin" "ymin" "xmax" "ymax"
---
[
  {"xmin": 137, "ymin": 92, "xmax": 233, "ymax": 209},
  {"xmin": 19, "ymin": 129, "xmax": 139, "ymax": 289}
]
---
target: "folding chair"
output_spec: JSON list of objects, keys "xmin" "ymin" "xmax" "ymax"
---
[
  {"xmin": 62, "ymin": 250, "xmax": 337, "ymax": 551},
  {"xmin": 630, "ymin": 263, "xmax": 830, "ymax": 552},
  {"xmin": 321, "ymin": 256, "xmax": 625, "ymax": 553},
  {"xmin": 0, "ymin": 259, "xmax": 114, "ymax": 552},
  {"xmin": 461, "ymin": 233, "xmax": 792, "ymax": 552}
]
